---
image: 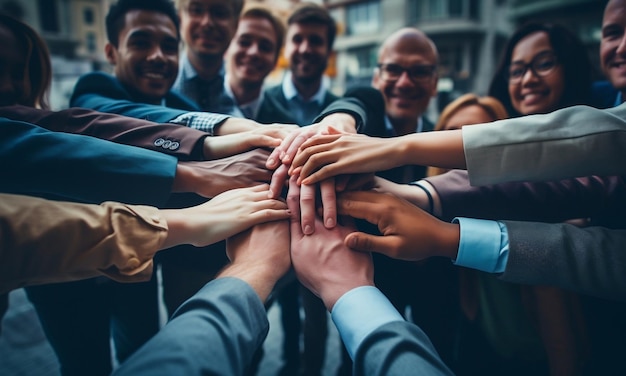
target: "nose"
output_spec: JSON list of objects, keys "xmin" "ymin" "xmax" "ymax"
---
[
  {"xmin": 246, "ymin": 42, "xmax": 260, "ymax": 56},
  {"xmin": 199, "ymin": 12, "xmax": 214, "ymax": 27},
  {"xmin": 395, "ymin": 70, "xmax": 415, "ymax": 87},
  {"xmin": 298, "ymin": 39, "xmax": 312, "ymax": 54},
  {"xmin": 147, "ymin": 46, "xmax": 165, "ymax": 62},
  {"xmin": 520, "ymin": 66, "xmax": 540, "ymax": 85}
]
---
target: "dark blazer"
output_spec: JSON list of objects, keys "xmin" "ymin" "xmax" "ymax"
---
[
  {"xmin": 1, "ymin": 117, "xmax": 176, "ymax": 206},
  {"xmin": 0, "ymin": 104, "xmax": 207, "ymax": 161},
  {"xmin": 263, "ymin": 84, "xmax": 339, "ymax": 126},
  {"xmin": 425, "ymin": 170, "xmax": 626, "ymax": 225},
  {"xmin": 70, "ymin": 72, "xmax": 198, "ymax": 122},
  {"xmin": 591, "ymin": 80, "xmax": 619, "ymax": 109}
]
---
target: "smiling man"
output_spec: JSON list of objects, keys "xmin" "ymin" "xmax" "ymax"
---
[
  {"xmin": 601, "ymin": 0, "xmax": 626, "ymax": 106},
  {"xmin": 223, "ymin": 5, "xmax": 292, "ymax": 123}
]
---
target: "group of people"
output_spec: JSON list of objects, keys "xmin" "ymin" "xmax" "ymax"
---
[{"xmin": 1, "ymin": 0, "xmax": 625, "ymax": 375}]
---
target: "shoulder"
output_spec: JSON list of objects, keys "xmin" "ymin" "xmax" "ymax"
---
[{"xmin": 70, "ymin": 72, "xmax": 130, "ymax": 104}]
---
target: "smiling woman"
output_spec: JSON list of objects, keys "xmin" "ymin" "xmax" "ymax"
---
[{"xmin": 488, "ymin": 22, "xmax": 593, "ymax": 117}]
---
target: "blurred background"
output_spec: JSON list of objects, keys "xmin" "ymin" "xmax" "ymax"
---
[{"xmin": 0, "ymin": 0, "xmax": 607, "ymax": 115}]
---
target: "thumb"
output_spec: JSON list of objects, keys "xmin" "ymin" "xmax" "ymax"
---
[{"xmin": 345, "ymin": 231, "xmax": 391, "ymax": 253}]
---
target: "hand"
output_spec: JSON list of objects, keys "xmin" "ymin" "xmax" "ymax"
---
[
  {"xmin": 287, "ymin": 176, "xmax": 374, "ymax": 311},
  {"xmin": 174, "ymin": 149, "xmax": 272, "ymax": 198},
  {"xmin": 222, "ymin": 219, "xmax": 290, "ymax": 301},
  {"xmin": 289, "ymin": 133, "xmax": 401, "ymax": 185},
  {"xmin": 161, "ymin": 184, "xmax": 290, "ymax": 249},
  {"xmin": 337, "ymin": 190, "xmax": 460, "ymax": 261}
]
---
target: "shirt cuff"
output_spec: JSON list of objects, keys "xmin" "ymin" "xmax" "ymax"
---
[
  {"xmin": 452, "ymin": 217, "xmax": 509, "ymax": 273},
  {"xmin": 331, "ymin": 286, "xmax": 404, "ymax": 359},
  {"xmin": 169, "ymin": 112, "xmax": 231, "ymax": 136}
]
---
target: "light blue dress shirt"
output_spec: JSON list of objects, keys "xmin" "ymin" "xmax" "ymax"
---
[
  {"xmin": 331, "ymin": 218, "xmax": 510, "ymax": 358},
  {"xmin": 282, "ymin": 71, "xmax": 327, "ymax": 126}
]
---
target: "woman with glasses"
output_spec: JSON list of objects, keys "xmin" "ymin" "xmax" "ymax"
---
[
  {"xmin": 453, "ymin": 22, "xmax": 594, "ymax": 376},
  {"xmin": 489, "ymin": 22, "xmax": 593, "ymax": 117}
]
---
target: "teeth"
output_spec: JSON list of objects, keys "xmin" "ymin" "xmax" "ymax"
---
[
  {"xmin": 523, "ymin": 93, "xmax": 542, "ymax": 102},
  {"xmin": 145, "ymin": 72, "xmax": 166, "ymax": 79}
]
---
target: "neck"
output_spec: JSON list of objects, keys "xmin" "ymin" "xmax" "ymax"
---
[
  {"xmin": 229, "ymin": 79, "xmax": 262, "ymax": 105},
  {"xmin": 292, "ymin": 76, "xmax": 322, "ymax": 100},
  {"xmin": 188, "ymin": 50, "xmax": 223, "ymax": 81}
]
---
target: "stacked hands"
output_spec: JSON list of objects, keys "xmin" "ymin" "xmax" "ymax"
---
[{"xmin": 203, "ymin": 121, "xmax": 459, "ymax": 308}]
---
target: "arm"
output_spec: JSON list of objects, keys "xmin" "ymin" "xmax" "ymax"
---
[
  {"xmin": 2, "ymin": 117, "xmax": 177, "ymax": 205},
  {"xmin": 287, "ymin": 177, "xmax": 453, "ymax": 375},
  {"xmin": 0, "ymin": 186, "xmax": 289, "ymax": 294},
  {"xmin": 337, "ymin": 190, "xmax": 626, "ymax": 300},
  {"xmin": 113, "ymin": 220, "xmax": 290, "ymax": 376},
  {"xmin": 292, "ymin": 103, "xmax": 626, "ymax": 186}
]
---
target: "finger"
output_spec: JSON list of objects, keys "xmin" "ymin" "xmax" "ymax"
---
[
  {"xmin": 345, "ymin": 232, "xmax": 399, "ymax": 255},
  {"xmin": 267, "ymin": 131, "xmax": 298, "ymax": 169},
  {"xmin": 335, "ymin": 175, "xmax": 350, "ymax": 192},
  {"xmin": 283, "ymin": 129, "xmax": 315, "ymax": 164},
  {"xmin": 268, "ymin": 164, "xmax": 288, "ymax": 198},
  {"xmin": 287, "ymin": 175, "xmax": 303, "ymax": 235},
  {"xmin": 336, "ymin": 192, "xmax": 383, "ymax": 226},
  {"xmin": 320, "ymin": 178, "xmax": 337, "ymax": 228},
  {"xmin": 299, "ymin": 183, "xmax": 316, "ymax": 235},
  {"xmin": 247, "ymin": 209, "xmax": 292, "ymax": 226}
]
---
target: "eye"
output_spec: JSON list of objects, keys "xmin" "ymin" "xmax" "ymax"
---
[
  {"xmin": 535, "ymin": 58, "xmax": 556, "ymax": 72},
  {"xmin": 508, "ymin": 65, "xmax": 525, "ymax": 78},
  {"xmin": 259, "ymin": 41, "xmax": 274, "ymax": 54}
]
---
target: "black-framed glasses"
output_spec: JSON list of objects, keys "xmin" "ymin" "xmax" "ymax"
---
[
  {"xmin": 376, "ymin": 63, "xmax": 436, "ymax": 83},
  {"xmin": 508, "ymin": 52, "xmax": 559, "ymax": 84}
]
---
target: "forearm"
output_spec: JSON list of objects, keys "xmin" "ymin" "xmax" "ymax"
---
[
  {"xmin": 0, "ymin": 195, "xmax": 167, "ymax": 293},
  {"xmin": 215, "ymin": 117, "xmax": 261, "ymax": 135},
  {"xmin": 401, "ymin": 130, "xmax": 467, "ymax": 170}
]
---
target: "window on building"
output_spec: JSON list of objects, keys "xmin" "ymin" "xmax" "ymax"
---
[
  {"xmin": 84, "ymin": 8, "xmax": 94, "ymax": 25},
  {"xmin": 37, "ymin": 0, "xmax": 59, "ymax": 32},
  {"xmin": 345, "ymin": 45, "xmax": 378, "ymax": 86},
  {"xmin": 346, "ymin": 1, "xmax": 380, "ymax": 36},
  {"xmin": 408, "ymin": 0, "xmax": 480, "ymax": 22},
  {"xmin": 86, "ymin": 32, "xmax": 97, "ymax": 53}
]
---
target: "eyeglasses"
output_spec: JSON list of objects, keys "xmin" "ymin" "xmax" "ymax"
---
[
  {"xmin": 508, "ymin": 52, "xmax": 559, "ymax": 84},
  {"xmin": 376, "ymin": 63, "xmax": 436, "ymax": 83}
]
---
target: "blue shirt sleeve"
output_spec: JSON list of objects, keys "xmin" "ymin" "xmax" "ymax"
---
[
  {"xmin": 331, "ymin": 286, "xmax": 404, "ymax": 359},
  {"xmin": 452, "ymin": 217, "xmax": 509, "ymax": 273}
]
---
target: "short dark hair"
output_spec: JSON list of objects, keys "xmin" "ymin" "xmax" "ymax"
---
[
  {"xmin": 488, "ymin": 22, "xmax": 593, "ymax": 117},
  {"xmin": 106, "ymin": 0, "xmax": 179, "ymax": 47},
  {"xmin": 288, "ymin": 2, "xmax": 336, "ymax": 51}
]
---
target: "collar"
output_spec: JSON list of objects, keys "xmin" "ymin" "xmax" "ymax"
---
[
  {"xmin": 615, "ymin": 92, "xmax": 624, "ymax": 108},
  {"xmin": 223, "ymin": 75, "xmax": 264, "ymax": 119},
  {"xmin": 282, "ymin": 71, "xmax": 326, "ymax": 105},
  {"xmin": 179, "ymin": 53, "xmax": 225, "ymax": 83},
  {"xmin": 384, "ymin": 116, "xmax": 423, "ymax": 136}
]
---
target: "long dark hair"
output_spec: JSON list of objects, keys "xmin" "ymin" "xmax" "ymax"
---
[
  {"xmin": 0, "ymin": 13, "xmax": 51, "ymax": 109},
  {"xmin": 488, "ymin": 22, "xmax": 592, "ymax": 117}
]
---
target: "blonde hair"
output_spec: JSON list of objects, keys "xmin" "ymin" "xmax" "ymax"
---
[{"xmin": 427, "ymin": 94, "xmax": 508, "ymax": 176}]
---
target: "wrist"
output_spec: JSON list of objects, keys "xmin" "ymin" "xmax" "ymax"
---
[
  {"xmin": 318, "ymin": 113, "xmax": 357, "ymax": 134},
  {"xmin": 437, "ymin": 222, "xmax": 460, "ymax": 260},
  {"xmin": 217, "ymin": 117, "xmax": 258, "ymax": 135},
  {"xmin": 320, "ymin": 280, "xmax": 375, "ymax": 311},
  {"xmin": 218, "ymin": 262, "xmax": 284, "ymax": 302}
]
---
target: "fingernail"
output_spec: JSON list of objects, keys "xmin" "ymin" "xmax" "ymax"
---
[
  {"xmin": 268, "ymin": 189, "xmax": 274, "ymax": 198},
  {"xmin": 304, "ymin": 225, "xmax": 313, "ymax": 235},
  {"xmin": 267, "ymin": 158, "xmax": 275, "ymax": 166},
  {"xmin": 279, "ymin": 152, "xmax": 285, "ymax": 159},
  {"xmin": 347, "ymin": 236, "xmax": 356, "ymax": 248},
  {"xmin": 326, "ymin": 218, "xmax": 335, "ymax": 228}
]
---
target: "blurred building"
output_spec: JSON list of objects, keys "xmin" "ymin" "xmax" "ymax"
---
[
  {"xmin": 324, "ymin": 0, "xmax": 605, "ymax": 114},
  {"xmin": 0, "ymin": 0, "xmax": 111, "ymax": 109}
]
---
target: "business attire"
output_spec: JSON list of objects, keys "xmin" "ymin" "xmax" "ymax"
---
[
  {"xmin": 0, "ymin": 117, "xmax": 182, "ymax": 375},
  {"xmin": 0, "ymin": 193, "xmax": 168, "ymax": 294},
  {"xmin": 114, "ymin": 277, "xmax": 453, "ymax": 376},
  {"xmin": 70, "ymin": 72, "xmax": 230, "ymax": 135},
  {"xmin": 0, "ymin": 104, "xmax": 208, "ymax": 161}
]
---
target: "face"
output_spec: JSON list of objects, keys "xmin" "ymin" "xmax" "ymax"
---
[
  {"xmin": 601, "ymin": 0, "xmax": 626, "ymax": 94},
  {"xmin": 106, "ymin": 10, "xmax": 179, "ymax": 103},
  {"xmin": 226, "ymin": 16, "xmax": 278, "ymax": 87},
  {"xmin": 0, "ymin": 25, "xmax": 27, "ymax": 106},
  {"xmin": 179, "ymin": 0, "xmax": 238, "ymax": 59},
  {"xmin": 284, "ymin": 23, "xmax": 330, "ymax": 84},
  {"xmin": 508, "ymin": 31, "xmax": 564, "ymax": 115},
  {"xmin": 443, "ymin": 105, "xmax": 495, "ymax": 131},
  {"xmin": 372, "ymin": 34, "xmax": 438, "ymax": 125}
]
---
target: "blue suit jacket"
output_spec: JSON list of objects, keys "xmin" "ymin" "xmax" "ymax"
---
[
  {"xmin": 1, "ymin": 117, "xmax": 176, "ymax": 206},
  {"xmin": 113, "ymin": 277, "xmax": 453, "ymax": 376},
  {"xmin": 70, "ymin": 72, "xmax": 199, "ymax": 122}
]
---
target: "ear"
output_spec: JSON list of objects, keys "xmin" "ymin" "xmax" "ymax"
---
[
  {"xmin": 105, "ymin": 43, "xmax": 117, "ymax": 66},
  {"xmin": 430, "ymin": 74, "xmax": 439, "ymax": 97}
]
